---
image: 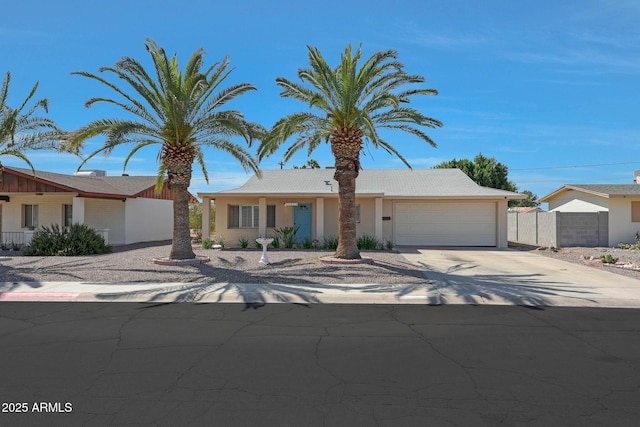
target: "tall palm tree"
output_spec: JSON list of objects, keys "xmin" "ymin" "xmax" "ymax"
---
[
  {"xmin": 0, "ymin": 71, "xmax": 62, "ymax": 185},
  {"xmin": 65, "ymin": 39, "xmax": 263, "ymax": 260},
  {"xmin": 259, "ymin": 44, "xmax": 442, "ymax": 259}
]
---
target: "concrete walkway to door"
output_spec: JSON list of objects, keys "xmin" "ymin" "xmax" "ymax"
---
[{"xmin": 398, "ymin": 247, "xmax": 640, "ymax": 308}]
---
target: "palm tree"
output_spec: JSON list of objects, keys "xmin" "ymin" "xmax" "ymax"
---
[
  {"xmin": 259, "ymin": 44, "xmax": 442, "ymax": 259},
  {"xmin": 0, "ymin": 71, "xmax": 62, "ymax": 185},
  {"xmin": 65, "ymin": 39, "xmax": 263, "ymax": 260}
]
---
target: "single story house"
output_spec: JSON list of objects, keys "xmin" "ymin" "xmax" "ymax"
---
[
  {"xmin": 0, "ymin": 166, "xmax": 176, "ymax": 245},
  {"xmin": 541, "ymin": 180, "xmax": 640, "ymax": 246},
  {"xmin": 198, "ymin": 168, "xmax": 523, "ymax": 248}
]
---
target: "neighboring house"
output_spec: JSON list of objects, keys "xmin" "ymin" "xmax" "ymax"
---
[
  {"xmin": 0, "ymin": 166, "xmax": 176, "ymax": 245},
  {"xmin": 541, "ymin": 180, "xmax": 640, "ymax": 246},
  {"xmin": 198, "ymin": 168, "xmax": 523, "ymax": 248},
  {"xmin": 508, "ymin": 206, "xmax": 543, "ymax": 214}
]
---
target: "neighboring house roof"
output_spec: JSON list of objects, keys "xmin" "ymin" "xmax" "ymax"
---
[
  {"xmin": 1, "ymin": 166, "xmax": 172, "ymax": 200},
  {"xmin": 508, "ymin": 206, "xmax": 543, "ymax": 213},
  {"xmin": 541, "ymin": 184, "xmax": 640, "ymax": 201},
  {"xmin": 200, "ymin": 169, "xmax": 523, "ymax": 199}
]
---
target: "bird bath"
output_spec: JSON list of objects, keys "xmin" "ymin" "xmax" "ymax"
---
[{"xmin": 255, "ymin": 238, "xmax": 274, "ymax": 265}]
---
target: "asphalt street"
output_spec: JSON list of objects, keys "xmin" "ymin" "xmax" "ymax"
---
[{"xmin": 1, "ymin": 302, "xmax": 639, "ymax": 426}]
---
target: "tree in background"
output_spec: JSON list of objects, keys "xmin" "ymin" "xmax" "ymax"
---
[
  {"xmin": 65, "ymin": 39, "xmax": 263, "ymax": 260},
  {"xmin": 189, "ymin": 200, "xmax": 216, "ymax": 236},
  {"xmin": 259, "ymin": 44, "xmax": 441, "ymax": 259},
  {"xmin": 0, "ymin": 71, "xmax": 63, "ymax": 185},
  {"xmin": 293, "ymin": 159, "xmax": 321, "ymax": 169},
  {"xmin": 434, "ymin": 153, "xmax": 539, "ymax": 207},
  {"xmin": 509, "ymin": 190, "xmax": 539, "ymax": 208}
]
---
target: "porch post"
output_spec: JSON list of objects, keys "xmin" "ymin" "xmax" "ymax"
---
[
  {"xmin": 316, "ymin": 198, "xmax": 324, "ymax": 242},
  {"xmin": 375, "ymin": 197, "xmax": 383, "ymax": 242},
  {"xmin": 201, "ymin": 197, "xmax": 211, "ymax": 240},
  {"xmin": 258, "ymin": 197, "xmax": 267, "ymax": 237},
  {"xmin": 72, "ymin": 197, "xmax": 85, "ymax": 224},
  {"xmin": 497, "ymin": 199, "xmax": 508, "ymax": 248}
]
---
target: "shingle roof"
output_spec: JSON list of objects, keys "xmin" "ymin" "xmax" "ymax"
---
[
  {"xmin": 541, "ymin": 184, "xmax": 640, "ymax": 201},
  {"xmin": 201, "ymin": 169, "xmax": 523, "ymax": 199},
  {"xmin": 5, "ymin": 166, "xmax": 158, "ymax": 197}
]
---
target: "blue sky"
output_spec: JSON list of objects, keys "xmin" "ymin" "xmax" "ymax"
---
[{"xmin": 2, "ymin": 0, "xmax": 639, "ymax": 204}]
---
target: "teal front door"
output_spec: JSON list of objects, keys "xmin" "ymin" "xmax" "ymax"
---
[{"xmin": 293, "ymin": 203, "xmax": 312, "ymax": 243}]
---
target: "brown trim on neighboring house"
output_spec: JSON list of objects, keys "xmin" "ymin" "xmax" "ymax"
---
[
  {"xmin": 0, "ymin": 167, "xmax": 166, "ymax": 201},
  {"xmin": 0, "ymin": 170, "xmax": 76, "ymax": 194},
  {"xmin": 134, "ymin": 185, "xmax": 176, "ymax": 200}
]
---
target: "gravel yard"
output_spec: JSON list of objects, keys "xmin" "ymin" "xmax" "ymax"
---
[
  {"xmin": 3, "ymin": 241, "xmax": 640, "ymax": 284},
  {"xmin": 0, "ymin": 241, "xmax": 429, "ymax": 284},
  {"xmin": 524, "ymin": 245, "xmax": 640, "ymax": 281}
]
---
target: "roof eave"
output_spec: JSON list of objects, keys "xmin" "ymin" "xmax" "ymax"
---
[{"xmin": 540, "ymin": 185, "xmax": 610, "ymax": 202}]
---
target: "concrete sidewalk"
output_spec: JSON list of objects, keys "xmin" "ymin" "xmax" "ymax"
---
[{"xmin": 2, "ymin": 248, "xmax": 640, "ymax": 307}]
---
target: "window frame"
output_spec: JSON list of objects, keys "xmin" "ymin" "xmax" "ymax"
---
[
  {"xmin": 267, "ymin": 205, "xmax": 276, "ymax": 228},
  {"xmin": 632, "ymin": 202, "xmax": 640, "ymax": 223},
  {"xmin": 228, "ymin": 204, "xmax": 261, "ymax": 229},
  {"xmin": 62, "ymin": 204, "xmax": 73, "ymax": 227},
  {"xmin": 22, "ymin": 204, "xmax": 39, "ymax": 228}
]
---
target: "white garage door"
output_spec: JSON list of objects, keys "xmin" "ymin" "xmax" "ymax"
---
[{"xmin": 395, "ymin": 202, "xmax": 497, "ymax": 246}]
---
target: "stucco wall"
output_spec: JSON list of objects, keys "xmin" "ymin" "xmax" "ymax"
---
[
  {"xmin": 608, "ymin": 198, "xmax": 640, "ymax": 246},
  {"xmin": 0, "ymin": 194, "xmax": 75, "ymax": 232},
  {"xmin": 548, "ymin": 190, "xmax": 609, "ymax": 212},
  {"xmin": 84, "ymin": 199, "xmax": 126, "ymax": 245},
  {"xmin": 124, "ymin": 198, "xmax": 173, "ymax": 244},
  {"xmin": 508, "ymin": 211, "xmax": 608, "ymax": 247},
  {"xmin": 213, "ymin": 195, "xmax": 385, "ymax": 247}
]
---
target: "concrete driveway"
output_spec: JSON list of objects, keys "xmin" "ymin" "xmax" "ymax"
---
[{"xmin": 398, "ymin": 247, "xmax": 640, "ymax": 308}]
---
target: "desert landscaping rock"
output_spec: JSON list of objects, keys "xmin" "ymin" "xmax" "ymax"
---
[{"xmin": 0, "ymin": 242, "xmax": 428, "ymax": 285}]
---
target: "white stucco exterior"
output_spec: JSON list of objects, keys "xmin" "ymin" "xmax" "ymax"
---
[
  {"xmin": 608, "ymin": 198, "xmax": 640, "ymax": 246},
  {"xmin": 542, "ymin": 185, "xmax": 640, "ymax": 247},
  {"xmin": 0, "ymin": 195, "xmax": 173, "ymax": 246},
  {"xmin": 547, "ymin": 190, "xmax": 609, "ymax": 212},
  {"xmin": 124, "ymin": 198, "xmax": 173, "ymax": 244}
]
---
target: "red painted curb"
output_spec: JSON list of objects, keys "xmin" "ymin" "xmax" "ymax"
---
[{"xmin": 0, "ymin": 292, "xmax": 81, "ymax": 301}]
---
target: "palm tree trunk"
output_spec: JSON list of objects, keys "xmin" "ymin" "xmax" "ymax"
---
[
  {"xmin": 331, "ymin": 128, "xmax": 362, "ymax": 259},
  {"xmin": 164, "ymin": 148, "xmax": 196, "ymax": 260},
  {"xmin": 334, "ymin": 167, "xmax": 360, "ymax": 259},
  {"xmin": 170, "ymin": 187, "xmax": 196, "ymax": 260}
]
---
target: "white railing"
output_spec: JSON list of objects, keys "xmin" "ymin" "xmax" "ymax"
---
[{"xmin": 0, "ymin": 232, "xmax": 25, "ymax": 246}]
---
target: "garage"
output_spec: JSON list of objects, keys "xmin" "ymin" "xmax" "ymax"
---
[{"xmin": 395, "ymin": 202, "xmax": 497, "ymax": 246}]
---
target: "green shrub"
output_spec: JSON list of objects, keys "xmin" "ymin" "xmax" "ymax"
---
[
  {"xmin": 618, "ymin": 231, "xmax": 640, "ymax": 249},
  {"xmin": 322, "ymin": 235, "xmax": 339, "ymax": 250},
  {"xmin": 274, "ymin": 226, "xmax": 298, "ymax": 249},
  {"xmin": 600, "ymin": 254, "xmax": 618, "ymax": 264},
  {"xmin": 202, "ymin": 238, "xmax": 214, "ymax": 249},
  {"xmin": 24, "ymin": 224, "xmax": 111, "ymax": 256},
  {"xmin": 385, "ymin": 240, "xmax": 394, "ymax": 251},
  {"xmin": 270, "ymin": 234, "xmax": 281, "ymax": 248},
  {"xmin": 301, "ymin": 236, "xmax": 314, "ymax": 249},
  {"xmin": 238, "ymin": 235, "xmax": 250, "ymax": 249},
  {"xmin": 357, "ymin": 234, "xmax": 380, "ymax": 250}
]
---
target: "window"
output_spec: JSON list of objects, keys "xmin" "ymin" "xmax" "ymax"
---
[
  {"xmin": 267, "ymin": 205, "xmax": 276, "ymax": 228},
  {"xmin": 22, "ymin": 204, "xmax": 39, "ymax": 228},
  {"xmin": 355, "ymin": 204, "xmax": 361, "ymax": 224},
  {"xmin": 632, "ymin": 202, "xmax": 640, "ymax": 223},
  {"xmin": 228, "ymin": 205, "xmax": 239, "ymax": 228},
  {"xmin": 228, "ymin": 204, "xmax": 276, "ymax": 228},
  {"xmin": 63, "ymin": 204, "xmax": 73, "ymax": 227},
  {"xmin": 228, "ymin": 205, "xmax": 259, "ymax": 228}
]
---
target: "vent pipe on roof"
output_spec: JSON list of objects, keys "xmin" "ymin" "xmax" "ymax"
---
[
  {"xmin": 74, "ymin": 170, "xmax": 107, "ymax": 177},
  {"xmin": 634, "ymin": 170, "xmax": 640, "ymax": 184}
]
